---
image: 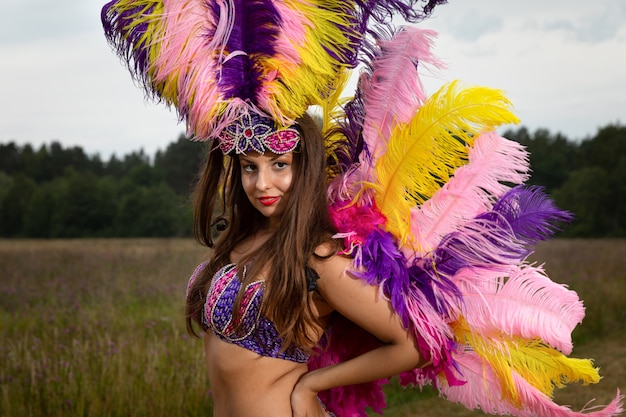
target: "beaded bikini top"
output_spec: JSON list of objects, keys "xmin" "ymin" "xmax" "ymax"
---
[{"xmin": 188, "ymin": 262, "xmax": 317, "ymax": 363}]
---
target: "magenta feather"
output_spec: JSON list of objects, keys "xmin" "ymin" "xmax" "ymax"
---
[{"xmin": 308, "ymin": 314, "xmax": 388, "ymax": 417}]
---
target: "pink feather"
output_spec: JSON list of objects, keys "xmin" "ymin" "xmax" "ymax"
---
[
  {"xmin": 511, "ymin": 377, "xmax": 623, "ymax": 417},
  {"xmin": 360, "ymin": 27, "xmax": 445, "ymax": 163},
  {"xmin": 150, "ymin": 0, "xmax": 227, "ymax": 136},
  {"xmin": 403, "ymin": 286, "xmax": 455, "ymax": 361},
  {"xmin": 408, "ymin": 131, "xmax": 530, "ymax": 256},
  {"xmin": 439, "ymin": 350, "xmax": 531, "ymax": 416},
  {"xmin": 453, "ymin": 264, "xmax": 585, "ymax": 354},
  {"xmin": 440, "ymin": 351, "xmax": 624, "ymax": 417}
]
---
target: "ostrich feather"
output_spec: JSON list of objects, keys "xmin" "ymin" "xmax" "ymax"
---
[
  {"xmin": 440, "ymin": 350, "xmax": 623, "ymax": 417},
  {"xmin": 510, "ymin": 383, "xmax": 624, "ymax": 417},
  {"xmin": 359, "ymin": 27, "xmax": 445, "ymax": 163},
  {"xmin": 490, "ymin": 185, "xmax": 574, "ymax": 243},
  {"xmin": 357, "ymin": 0, "xmax": 447, "ymax": 26},
  {"xmin": 429, "ymin": 184, "xmax": 572, "ymax": 278},
  {"xmin": 102, "ymin": 0, "xmax": 167, "ymax": 97},
  {"xmin": 408, "ymin": 131, "xmax": 529, "ymax": 255},
  {"xmin": 102, "ymin": 0, "xmax": 449, "ymax": 141},
  {"xmin": 453, "ymin": 264, "xmax": 584, "ymax": 354},
  {"xmin": 345, "ymin": 0, "xmax": 447, "ymax": 64},
  {"xmin": 324, "ymin": 87, "xmax": 367, "ymax": 178},
  {"xmin": 308, "ymin": 315, "xmax": 389, "ymax": 417},
  {"xmin": 321, "ymin": 72, "xmax": 363, "ymax": 179},
  {"xmin": 354, "ymin": 228, "xmax": 457, "ymax": 360},
  {"xmin": 372, "ymin": 80, "xmax": 519, "ymax": 244},
  {"xmin": 452, "ymin": 319, "xmax": 600, "ymax": 403}
]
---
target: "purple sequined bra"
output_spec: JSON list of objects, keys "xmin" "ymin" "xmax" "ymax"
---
[{"xmin": 188, "ymin": 262, "xmax": 310, "ymax": 363}]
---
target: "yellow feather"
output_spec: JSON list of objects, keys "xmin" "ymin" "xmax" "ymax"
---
[
  {"xmin": 373, "ymin": 81, "xmax": 520, "ymax": 244},
  {"xmin": 453, "ymin": 318, "xmax": 601, "ymax": 407},
  {"xmin": 108, "ymin": 1, "xmax": 170, "ymax": 102},
  {"xmin": 264, "ymin": 0, "xmax": 358, "ymax": 122}
]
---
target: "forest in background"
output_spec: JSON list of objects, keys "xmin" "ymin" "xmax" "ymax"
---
[{"xmin": 1, "ymin": 123, "xmax": 625, "ymax": 238}]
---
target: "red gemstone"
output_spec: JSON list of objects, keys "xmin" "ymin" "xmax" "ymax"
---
[{"xmin": 244, "ymin": 128, "xmax": 253, "ymax": 138}]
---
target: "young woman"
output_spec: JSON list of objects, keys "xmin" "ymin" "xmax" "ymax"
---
[
  {"xmin": 103, "ymin": 1, "xmax": 623, "ymax": 415},
  {"xmin": 185, "ymin": 112, "xmax": 425, "ymax": 417}
]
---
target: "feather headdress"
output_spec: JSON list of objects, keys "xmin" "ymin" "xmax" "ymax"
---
[{"xmin": 101, "ymin": 0, "xmax": 447, "ymax": 141}]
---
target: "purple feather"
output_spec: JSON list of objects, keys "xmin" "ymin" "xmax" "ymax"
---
[
  {"xmin": 101, "ymin": 1, "xmax": 153, "ymax": 93},
  {"xmin": 436, "ymin": 221, "xmax": 527, "ymax": 273},
  {"xmin": 355, "ymin": 229, "xmax": 411, "ymax": 326},
  {"xmin": 408, "ymin": 262, "xmax": 463, "ymax": 316},
  {"xmin": 349, "ymin": 0, "xmax": 447, "ymax": 64},
  {"xmin": 327, "ymin": 92, "xmax": 366, "ymax": 174},
  {"xmin": 432, "ymin": 186, "xmax": 573, "ymax": 274},
  {"xmin": 490, "ymin": 185, "xmax": 573, "ymax": 243},
  {"xmin": 214, "ymin": 0, "xmax": 279, "ymax": 101},
  {"xmin": 406, "ymin": 265, "xmax": 437, "ymax": 311},
  {"xmin": 356, "ymin": 228, "xmax": 462, "ymax": 328}
]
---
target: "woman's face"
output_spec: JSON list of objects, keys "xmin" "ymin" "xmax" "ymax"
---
[{"xmin": 238, "ymin": 151, "xmax": 294, "ymax": 225}]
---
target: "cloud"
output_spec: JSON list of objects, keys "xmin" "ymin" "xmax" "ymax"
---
[
  {"xmin": 541, "ymin": 2, "xmax": 626, "ymax": 43},
  {"xmin": 0, "ymin": 0, "xmax": 95, "ymax": 45},
  {"xmin": 0, "ymin": 27, "xmax": 183, "ymax": 157},
  {"xmin": 445, "ymin": 12, "xmax": 503, "ymax": 42},
  {"xmin": 423, "ymin": 7, "xmax": 505, "ymax": 43}
]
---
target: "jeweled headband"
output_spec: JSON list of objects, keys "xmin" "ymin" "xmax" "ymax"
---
[{"xmin": 218, "ymin": 113, "xmax": 300, "ymax": 155}]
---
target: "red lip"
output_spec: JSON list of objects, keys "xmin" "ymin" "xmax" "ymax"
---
[{"xmin": 258, "ymin": 196, "xmax": 279, "ymax": 206}]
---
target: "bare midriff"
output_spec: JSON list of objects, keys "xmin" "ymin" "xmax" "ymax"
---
[{"xmin": 204, "ymin": 332, "xmax": 308, "ymax": 417}]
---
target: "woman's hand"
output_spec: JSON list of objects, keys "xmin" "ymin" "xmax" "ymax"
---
[{"xmin": 291, "ymin": 375, "xmax": 330, "ymax": 417}]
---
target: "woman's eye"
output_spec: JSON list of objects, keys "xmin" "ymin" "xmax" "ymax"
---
[
  {"xmin": 243, "ymin": 164, "xmax": 256, "ymax": 172},
  {"xmin": 275, "ymin": 161, "xmax": 287, "ymax": 169}
]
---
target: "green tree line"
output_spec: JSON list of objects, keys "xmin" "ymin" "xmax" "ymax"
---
[
  {"xmin": 0, "ymin": 136, "xmax": 206, "ymax": 237},
  {"xmin": 502, "ymin": 123, "xmax": 626, "ymax": 237},
  {"xmin": 1, "ymin": 123, "xmax": 625, "ymax": 238}
]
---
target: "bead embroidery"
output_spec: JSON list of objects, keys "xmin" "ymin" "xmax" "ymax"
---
[
  {"xmin": 202, "ymin": 263, "xmax": 309, "ymax": 363},
  {"xmin": 218, "ymin": 112, "xmax": 300, "ymax": 155},
  {"xmin": 205, "ymin": 264, "xmax": 263, "ymax": 341}
]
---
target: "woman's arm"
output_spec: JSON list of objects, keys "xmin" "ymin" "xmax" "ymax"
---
[{"xmin": 292, "ymin": 254, "xmax": 425, "ymax": 416}]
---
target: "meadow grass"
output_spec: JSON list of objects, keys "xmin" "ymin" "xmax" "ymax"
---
[
  {"xmin": 0, "ymin": 239, "xmax": 210, "ymax": 417},
  {"xmin": 0, "ymin": 239, "xmax": 624, "ymax": 417}
]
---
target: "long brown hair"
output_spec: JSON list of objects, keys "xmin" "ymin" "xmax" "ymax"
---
[{"xmin": 185, "ymin": 113, "xmax": 338, "ymax": 350}]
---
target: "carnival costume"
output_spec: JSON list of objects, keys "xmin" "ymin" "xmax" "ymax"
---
[{"xmin": 102, "ymin": 0, "xmax": 623, "ymax": 416}]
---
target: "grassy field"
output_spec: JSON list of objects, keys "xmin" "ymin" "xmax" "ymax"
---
[{"xmin": 0, "ymin": 239, "xmax": 624, "ymax": 417}]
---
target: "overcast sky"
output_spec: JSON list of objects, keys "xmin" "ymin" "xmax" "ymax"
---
[{"xmin": 1, "ymin": 0, "xmax": 625, "ymax": 159}]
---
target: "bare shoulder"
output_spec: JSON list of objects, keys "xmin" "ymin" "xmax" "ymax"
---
[
  {"xmin": 309, "ymin": 243, "xmax": 353, "ymax": 283},
  {"xmin": 308, "ymin": 245, "xmax": 366, "ymax": 305},
  {"xmin": 310, "ymin": 245, "xmax": 408, "ymax": 345}
]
